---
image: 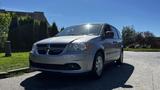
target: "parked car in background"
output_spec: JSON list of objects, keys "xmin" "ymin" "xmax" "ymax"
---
[{"xmin": 29, "ymin": 23, "xmax": 123, "ymax": 78}]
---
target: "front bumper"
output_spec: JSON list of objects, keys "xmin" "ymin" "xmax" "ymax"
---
[{"xmin": 29, "ymin": 52, "xmax": 94, "ymax": 73}]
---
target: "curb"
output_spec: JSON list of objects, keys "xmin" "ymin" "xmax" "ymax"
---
[{"xmin": 0, "ymin": 67, "xmax": 35, "ymax": 79}]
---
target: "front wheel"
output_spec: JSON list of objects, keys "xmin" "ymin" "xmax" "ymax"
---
[
  {"xmin": 91, "ymin": 52, "xmax": 104, "ymax": 79},
  {"xmin": 116, "ymin": 50, "xmax": 123, "ymax": 65}
]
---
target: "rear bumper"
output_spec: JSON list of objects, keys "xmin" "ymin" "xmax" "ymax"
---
[{"xmin": 29, "ymin": 52, "xmax": 94, "ymax": 73}]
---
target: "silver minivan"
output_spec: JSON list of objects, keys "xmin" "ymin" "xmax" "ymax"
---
[{"xmin": 29, "ymin": 23, "xmax": 123, "ymax": 78}]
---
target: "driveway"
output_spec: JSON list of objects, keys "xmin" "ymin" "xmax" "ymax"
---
[{"xmin": 0, "ymin": 51, "xmax": 160, "ymax": 90}]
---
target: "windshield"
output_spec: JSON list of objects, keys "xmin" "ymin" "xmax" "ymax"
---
[{"xmin": 57, "ymin": 24, "xmax": 102, "ymax": 36}]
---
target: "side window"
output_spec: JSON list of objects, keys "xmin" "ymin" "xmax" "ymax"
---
[
  {"xmin": 103, "ymin": 25, "xmax": 111, "ymax": 32},
  {"xmin": 102, "ymin": 25, "xmax": 111, "ymax": 35},
  {"xmin": 111, "ymin": 27, "xmax": 118, "ymax": 39}
]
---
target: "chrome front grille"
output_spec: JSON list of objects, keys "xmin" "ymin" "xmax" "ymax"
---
[{"xmin": 36, "ymin": 43, "xmax": 67, "ymax": 55}]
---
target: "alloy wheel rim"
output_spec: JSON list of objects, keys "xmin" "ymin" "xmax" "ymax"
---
[{"xmin": 95, "ymin": 56, "xmax": 103, "ymax": 76}]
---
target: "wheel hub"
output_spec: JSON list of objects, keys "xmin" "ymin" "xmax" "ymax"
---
[{"xmin": 95, "ymin": 56, "xmax": 103, "ymax": 76}]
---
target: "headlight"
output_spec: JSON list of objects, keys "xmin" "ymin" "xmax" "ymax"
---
[
  {"xmin": 31, "ymin": 44, "xmax": 37, "ymax": 53},
  {"xmin": 67, "ymin": 42, "xmax": 87, "ymax": 51}
]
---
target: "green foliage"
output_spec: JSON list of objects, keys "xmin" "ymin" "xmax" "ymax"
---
[
  {"xmin": 122, "ymin": 25, "xmax": 155, "ymax": 48},
  {"xmin": 8, "ymin": 15, "xmax": 19, "ymax": 51},
  {"xmin": 48, "ymin": 22, "xmax": 59, "ymax": 37},
  {"xmin": 135, "ymin": 31, "xmax": 155, "ymax": 48},
  {"xmin": 122, "ymin": 26, "xmax": 136, "ymax": 47},
  {"xmin": 135, "ymin": 32, "xmax": 145, "ymax": 46},
  {"xmin": 7, "ymin": 15, "xmax": 49, "ymax": 51},
  {"xmin": 0, "ymin": 12, "xmax": 53, "ymax": 52},
  {"xmin": 38, "ymin": 21, "xmax": 48, "ymax": 40},
  {"xmin": 0, "ymin": 13, "xmax": 12, "ymax": 33},
  {"xmin": 18, "ymin": 17, "xmax": 35, "ymax": 50},
  {"xmin": 143, "ymin": 31, "xmax": 155, "ymax": 46},
  {"xmin": 60, "ymin": 27, "xmax": 64, "ymax": 32},
  {"xmin": 0, "ymin": 13, "xmax": 12, "ymax": 51},
  {"xmin": 33, "ymin": 20, "xmax": 40, "ymax": 42}
]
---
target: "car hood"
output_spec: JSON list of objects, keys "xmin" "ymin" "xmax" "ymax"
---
[{"xmin": 35, "ymin": 35, "xmax": 98, "ymax": 44}]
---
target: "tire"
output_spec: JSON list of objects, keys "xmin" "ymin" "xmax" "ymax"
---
[
  {"xmin": 116, "ymin": 49, "xmax": 123, "ymax": 65},
  {"xmin": 91, "ymin": 52, "xmax": 104, "ymax": 79}
]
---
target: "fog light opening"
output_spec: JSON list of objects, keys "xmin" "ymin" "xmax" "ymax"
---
[{"xmin": 65, "ymin": 63, "xmax": 81, "ymax": 70}]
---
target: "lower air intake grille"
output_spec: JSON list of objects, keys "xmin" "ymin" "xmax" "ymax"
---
[{"xmin": 36, "ymin": 43, "xmax": 67, "ymax": 55}]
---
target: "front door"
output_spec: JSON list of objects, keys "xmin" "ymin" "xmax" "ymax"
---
[{"xmin": 101, "ymin": 25, "xmax": 115, "ymax": 62}]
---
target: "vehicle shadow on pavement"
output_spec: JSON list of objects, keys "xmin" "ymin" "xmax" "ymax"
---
[{"xmin": 20, "ymin": 63, "xmax": 134, "ymax": 90}]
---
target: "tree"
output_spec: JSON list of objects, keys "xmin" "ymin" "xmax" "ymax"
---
[
  {"xmin": 8, "ymin": 15, "xmax": 50, "ymax": 51},
  {"xmin": 122, "ymin": 26, "xmax": 136, "ymax": 47},
  {"xmin": 18, "ymin": 17, "xmax": 35, "ymax": 51},
  {"xmin": 60, "ymin": 27, "xmax": 64, "ymax": 32},
  {"xmin": 8, "ymin": 15, "xmax": 19, "ymax": 51},
  {"xmin": 48, "ymin": 22, "xmax": 59, "ymax": 37},
  {"xmin": 0, "ymin": 13, "xmax": 11, "ymax": 34},
  {"xmin": 143, "ymin": 31, "xmax": 155, "ymax": 47},
  {"xmin": 33, "ymin": 20, "xmax": 40, "ymax": 42},
  {"xmin": 38, "ymin": 21, "xmax": 48, "ymax": 40},
  {"xmin": 134, "ymin": 32, "xmax": 147, "ymax": 48},
  {"xmin": 0, "ymin": 13, "xmax": 11, "ymax": 51}
]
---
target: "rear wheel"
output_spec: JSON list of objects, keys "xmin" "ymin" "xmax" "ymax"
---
[
  {"xmin": 116, "ymin": 49, "xmax": 123, "ymax": 65},
  {"xmin": 91, "ymin": 52, "xmax": 104, "ymax": 79}
]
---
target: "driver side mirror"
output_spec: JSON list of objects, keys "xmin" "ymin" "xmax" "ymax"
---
[{"xmin": 105, "ymin": 31, "xmax": 114, "ymax": 39}]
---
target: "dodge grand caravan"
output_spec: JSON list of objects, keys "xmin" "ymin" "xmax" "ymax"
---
[{"xmin": 29, "ymin": 23, "xmax": 123, "ymax": 78}]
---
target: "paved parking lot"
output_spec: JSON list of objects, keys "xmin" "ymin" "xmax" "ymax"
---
[{"xmin": 0, "ymin": 51, "xmax": 160, "ymax": 90}]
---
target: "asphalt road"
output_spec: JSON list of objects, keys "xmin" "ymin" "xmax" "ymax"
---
[{"xmin": 0, "ymin": 51, "xmax": 160, "ymax": 90}]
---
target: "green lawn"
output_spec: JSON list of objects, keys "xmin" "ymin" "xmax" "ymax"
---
[
  {"xmin": 0, "ymin": 52, "xmax": 29, "ymax": 72},
  {"xmin": 124, "ymin": 48, "xmax": 160, "ymax": 52}
]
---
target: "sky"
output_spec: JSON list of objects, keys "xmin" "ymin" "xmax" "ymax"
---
[{"xmin": 0, "ymin": 0, "xmax": 160, "ymax": 36}]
